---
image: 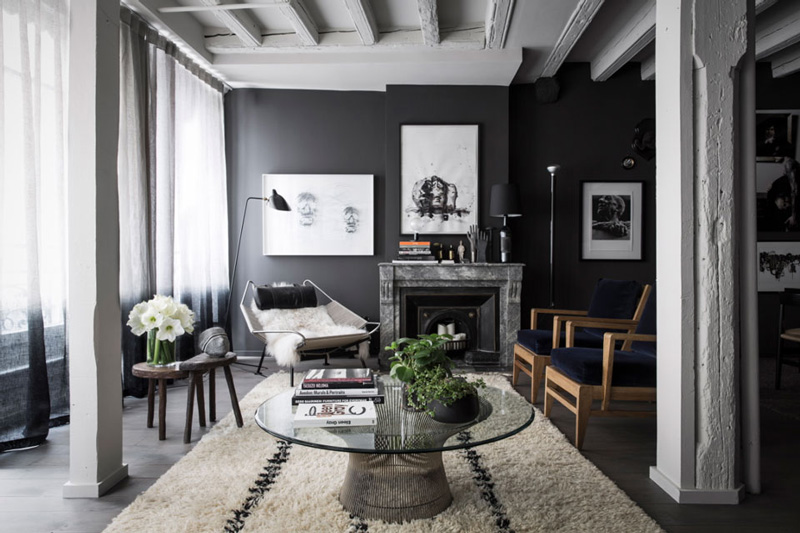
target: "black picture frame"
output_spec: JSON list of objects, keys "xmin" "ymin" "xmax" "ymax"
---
[{"xmin": 580, "ymin": 181, "xmax": 643, "ymax": 261}]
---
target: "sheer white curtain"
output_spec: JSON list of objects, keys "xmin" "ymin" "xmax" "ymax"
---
[
  {"xmin": 0, "ymin": 0, "xmax": 70, "ymax": 450},
  {"xmin": 118, "ymin": 9, "xmax": 229, "ymax": 395}
]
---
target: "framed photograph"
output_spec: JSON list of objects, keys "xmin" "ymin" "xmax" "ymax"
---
[
  {"xmin": 400, "ymin": 125, "xmax": 479, "ymax": 234},
  {"xmin": 756, "ymin": 111, "xmax": 797, "ymax": 162},
  {"xmin": 262, "ymin": 174, "xmax": 373, "ymax": 256},
  {"xmin": 757, "ymin": 241, "xmax": 800, "ymax": 291},
  {"xmin": 581, "ymin": 181, "xmax": 643, "ymax": 261}
]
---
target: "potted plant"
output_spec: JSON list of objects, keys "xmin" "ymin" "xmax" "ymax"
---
[{"xmin": 385, "ymin": 334, "xmax": 485, "ymax": 423}]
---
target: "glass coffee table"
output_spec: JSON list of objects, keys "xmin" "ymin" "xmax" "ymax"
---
[{"xmin": 255, "ymin": 375, "xmax": 534, "ymax": 523}]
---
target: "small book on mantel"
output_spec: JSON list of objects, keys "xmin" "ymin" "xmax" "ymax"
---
[
  {"xmin": 301, "ymin": 368, "xmax": 375, "ymax": 389},
  {"xmin": 293, "ymin": 401, "xmax": 377, "ymax": 428}
]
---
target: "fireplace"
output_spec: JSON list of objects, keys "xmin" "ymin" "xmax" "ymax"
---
[
  {"xmin": 379, "ymin": 263, "xmax": 523, "ymax": 368},
  {"xmin": 401, "ymin": 288, "xmax": 498, "ymax": 355}
]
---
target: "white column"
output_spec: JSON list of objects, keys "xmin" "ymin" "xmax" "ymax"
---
[
  {"xmin": 63, "ymin": 0, "xmax": 128, "ymax": 498},
  {"xmin": 650, "ymin": 0, "xmax": 748, "ymax": 504}
]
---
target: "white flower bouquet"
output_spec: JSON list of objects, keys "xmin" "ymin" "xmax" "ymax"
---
[{"xmin": 127, "ymin": 295, "xmax": 195, "ymax": 366}]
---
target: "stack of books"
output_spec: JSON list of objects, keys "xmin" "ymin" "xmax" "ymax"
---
[
  {"xmin": 393, "ymin": 241, "xmax": 437, "ymax": 264},
  {"xmin": 291, "ymin": 368, "xmax": 384, "ymax": 405},
  {"xmin": 292, "ymin": 368, "xmax": 381, "ymax": 428}
]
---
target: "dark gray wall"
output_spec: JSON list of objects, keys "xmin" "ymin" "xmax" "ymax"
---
[
  {"xmin": 224, "ymin": 86, "xmax": 510, "ymax": 353},
  {"xmin": 755, "ymin": 63, "xmax": 800, "ymax": 357},
  {"xmin": 509, "ymin": 63, "xmax": 657, "ymax": 316}
]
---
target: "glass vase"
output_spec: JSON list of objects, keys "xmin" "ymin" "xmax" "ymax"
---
[{"xmin": 146, "ymin": 330, "xmax": 176, "ymax": 367}]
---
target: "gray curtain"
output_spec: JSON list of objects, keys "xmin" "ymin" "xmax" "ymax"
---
[
  {"xmin": 118, "ymin": 8, "xmax": 229, "ymax": 397},
  {"xmin": 0, "ymin": 0, "xmax": 70, "ymax": 451}
]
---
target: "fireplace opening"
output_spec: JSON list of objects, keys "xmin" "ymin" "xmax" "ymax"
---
[{"xmin": 400, "ymin": 288, "xmax": 499, "ymax": 357}]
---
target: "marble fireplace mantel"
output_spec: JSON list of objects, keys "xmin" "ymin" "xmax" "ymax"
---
[{"xmin": 379, "ymin": 263, "xmax": 523, "ymax": 369}]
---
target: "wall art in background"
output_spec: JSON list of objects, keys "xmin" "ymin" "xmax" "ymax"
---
[
  {"xmin": 400, "ymin": 125, "xmax": 479, "ymax": 235},
  {"xmin": 757, "ymin": 241, "xmax": 800, "ymax": 292},
  {"xmin": 581, "ymin": 181, "xmax": 643, "ymax": 260},
  {"xmin": 756, "ymin": 111, "xmax": 797, "ymax": 162},
  {"xmin": 262, "ymin": 174, "xmax": 373, "ymax": 256}
]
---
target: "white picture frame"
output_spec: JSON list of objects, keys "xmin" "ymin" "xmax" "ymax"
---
[
  {"xmin": 262, "ymin": 174, "xmax": 374, "ymax": 256},
  {"xmin": 581, "ymin": 181, "xmax": 643, "ymax": 261},
  {"xmin": 757, "ymin": 241, "xmax": 800, "ymax": 292},
  {"xmin": 400, "ymin": 125, "xmax": 479, "ymax": 235}
]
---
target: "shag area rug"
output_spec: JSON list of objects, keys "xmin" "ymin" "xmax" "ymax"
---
[{"xmin": 104, "ymin": 373, "xmax": 663, "ymax": 533}]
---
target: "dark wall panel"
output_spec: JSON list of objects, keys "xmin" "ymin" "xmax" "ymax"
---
[
  {"xmin": 224, "ymin": 89, "xmax": 386, "ymax": 353},
  {"xmin": 509, "ymin": 63, "xmax": 656, "ymax": 317},
  {"xmin": 755, "ymin": 63, "xmax": 800, "ymax": 357}
]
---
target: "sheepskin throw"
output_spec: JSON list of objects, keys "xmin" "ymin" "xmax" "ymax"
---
[{"xmin": 250, "ymin": 303, "xmax": 368, "ymax": 367}]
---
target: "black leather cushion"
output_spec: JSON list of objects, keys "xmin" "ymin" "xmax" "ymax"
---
[
  {"xmin": 253, "ymin": 284, "xmax": 317, "ymax": 310},
  {"xmin": 550, "ymin": 346, "xmax": 657, "ymax": 387},
  {"xmin": 517, "ymin": 328, "xmax": 604, "ymax": 355}
]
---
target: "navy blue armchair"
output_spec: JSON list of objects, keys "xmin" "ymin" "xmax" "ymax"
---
[
  {"xmin": 544, "ymin": 289, "xmax": 657, "ymax": 449},
  {"xmin": 512, "ymin": 279, "xmax": 651, "ymax": 403}
]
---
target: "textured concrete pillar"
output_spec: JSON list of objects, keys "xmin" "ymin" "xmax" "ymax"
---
[
  {"xmin": 63, "ymin": 0, "xmax": 128, "ymax": 498},
  {"xmin": 650, "ymin": 0, "xmax": 748, "ymax": 504}
]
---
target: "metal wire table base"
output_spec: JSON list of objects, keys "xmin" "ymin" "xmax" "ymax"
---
[{"xmin": 339, "ymin": 451, "xmax": 452, "ymax": 523}]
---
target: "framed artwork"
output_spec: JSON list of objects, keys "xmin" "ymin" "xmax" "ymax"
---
[
  {"xmin": 400, "ymin": 125, "xmax": 479, "ymax": 234},
  {"xmin": 262, "ymin": 174, "xmax": 373, "ymax": 256},
  {"xmin": 581, "ymin": 181, "xmax": 643, "ymax": 260},
  {"xmin": 756, "ymin": 112, "xmax": 797, "ymax": 162},
  {"xmin": 757, "ymin": 241, "xmax": 800, "ymax": 291}
]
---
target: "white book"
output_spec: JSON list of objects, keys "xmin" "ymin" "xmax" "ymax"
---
[
  {"xmin": 294, "ymin": 385, "xmax": 379, "ymax": 396},
  {"xmin": 293, "ymin": 401, "xmax": 377, "ymax": 428}
]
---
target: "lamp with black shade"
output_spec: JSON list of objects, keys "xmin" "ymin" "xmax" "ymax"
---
[
  {"xmin": 489, "ymin": 183, "xmax": 522, "ymax": 263},
  {"xmin": 224, "ymin": 190, "xmax": 290, "ymax": 341}
]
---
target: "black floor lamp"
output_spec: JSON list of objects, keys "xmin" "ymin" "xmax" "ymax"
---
[
  {"xmin": 547, "ymin": 165, "xmax": 560, "ymax": 308},
  {"xmin": 224, "ymin": 189, "xmax": 290, "ymax": 339}
]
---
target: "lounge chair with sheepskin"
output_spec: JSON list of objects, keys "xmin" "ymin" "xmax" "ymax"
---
[{"xmin": 240, "ymin": 280, "xmax": 379, "ymax": 385}]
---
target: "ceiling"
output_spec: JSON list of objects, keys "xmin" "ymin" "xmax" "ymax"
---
[{"xmin": 123, "ymin": 0, "xmax": 800, "ymax": 91}]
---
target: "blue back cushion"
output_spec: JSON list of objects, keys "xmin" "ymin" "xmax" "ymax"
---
[
  {"xmin": 584, "ymin": 279, "xmax": 642, "ymax": 337},
  {"xmin": 631, "ymin": 288, "xmax": 656, "ymax": 356}
]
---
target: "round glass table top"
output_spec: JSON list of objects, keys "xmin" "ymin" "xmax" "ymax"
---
[{"xmin": 254, "ymin": 375, "xmax": 535, "ymax": 454}]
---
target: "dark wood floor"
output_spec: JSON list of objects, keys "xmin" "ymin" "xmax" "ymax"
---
[{"xmin": 0, "ymin": 356, "xmax": 797, "ymax": 532}]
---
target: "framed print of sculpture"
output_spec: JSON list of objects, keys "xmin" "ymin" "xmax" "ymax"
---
[
  {"xmin": 757, "ymin": 241, "xmax": 800, "ymax": 291},
  {"xmin": 262, "ymin": 174, "xmax": 374, "ymax": 256},
  {"xmin": 580, "ymin": 181, "xmax": 643, "ymax": 260},
  {"xmin": 400, "ymin": 125, "xmax": 479, "ymax": 234}
]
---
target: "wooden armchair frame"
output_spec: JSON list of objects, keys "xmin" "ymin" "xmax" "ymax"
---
[
  {"xmin": 512, "ymin": 284, "xmax": 652, "ymax": 404},
  {"xmin": 544, "ymin": 320, "xmax": 656, "ymax": 449}
]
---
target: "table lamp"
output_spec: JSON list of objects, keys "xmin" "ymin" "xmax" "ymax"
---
[{"xmin": 489, "ymin": 183, "xmax": 522, "ymax": 263}]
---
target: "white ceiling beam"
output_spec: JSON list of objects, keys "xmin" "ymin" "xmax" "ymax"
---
[
  {"xmin": 198, "ymin": 0, "xmax": 261, "ymax": 47},
  {"xmin": 206, "ymin": 27, "xmax": 484, "ymax": 54},
  {"xmin": 123, "ymin": 0, "xmax": 214, "ymax": 63},
  {"xmin": 589, "ymin": 0, "xmax": 655, "ymax": 81},
  {"xmin": 756, "ymin": 0, "xmax": 800, "ymax": 59},
  {"xmin": 770, "ymin": 41, "xmax": 800, "ymax": 77},
  {"xmin": 416, "ymin": 0, "xmax": 440, "ymax": 46},
  {"xmin": 160, "ymin": 2, "xmax": 284, "ymax": 13},
  {"xmin": 756, "ymin": 0, "xmax": 780, "ymax": 15},
  {"xmin": 540, "ymin": 0, "xmax": 605, "ymax": 77},
  {"xmin": 640, "ymin": 52, "xmax": 655, "ymax": 81},
  {"xmin": 278, "ymin": 0, "xmax": 319, "ymax": 46},
  {"xmin": 485, "ymin": 0, "xmax": 515, "ymax": 49},
  {"xmin": 343, "ymin": 0, "xmax": 379, "ymax": 46}
]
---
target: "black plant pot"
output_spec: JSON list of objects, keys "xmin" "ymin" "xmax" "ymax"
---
[{"xmin": 428, "ymin": 393, "xmax": 479, "ymax": 424}]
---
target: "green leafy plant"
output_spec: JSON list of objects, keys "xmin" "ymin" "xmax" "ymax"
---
[
  {"xmin": 385, "ymin": 333, "xmax": 485, "ymax": 415},
  {"xmin": 385, "ymin": 333, "xmax": 453, "ymax": 383},
  {"xmin": 405, "ymin": 366, "xmax": 485, "ymax": 415}
]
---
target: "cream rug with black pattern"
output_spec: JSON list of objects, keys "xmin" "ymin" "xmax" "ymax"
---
[{"xmin": 104, "ymin": 373, "xmax": 662, "ymax": 533}]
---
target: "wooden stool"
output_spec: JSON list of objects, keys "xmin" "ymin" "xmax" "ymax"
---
[
  {"xmin": 180, "ymin": 353, "xmax": 244, "ymax": 443},
  {"xmin": 131, "ymin": 363, "xmax": 189, "ymax": 441}
]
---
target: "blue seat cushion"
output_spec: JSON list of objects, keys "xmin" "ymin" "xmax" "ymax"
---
[
  {"xmin": 550, "ymin": 346, "xmax": 656, "ymax": 387},
  {"xmin": 585, "ymin": 279, "xmax": 642, "ymax": 336},
  {"xmin": 517, "ymin": 329, "xmax": 604, "ymax": 356}
]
